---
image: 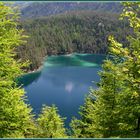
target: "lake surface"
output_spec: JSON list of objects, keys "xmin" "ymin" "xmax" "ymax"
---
[{"xmin": 20, "ymin": 53, "xmax": 105, "ymax": 127}]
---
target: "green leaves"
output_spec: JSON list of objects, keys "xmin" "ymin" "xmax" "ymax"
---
[
  {"xmin": 0, "ymin": 3, "xmax": 35, "ymax": 138},
  {"xmin": 121, "ymin": 2, "xmax": 140, "ymax": 31}
]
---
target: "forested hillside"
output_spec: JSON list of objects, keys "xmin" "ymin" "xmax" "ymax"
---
[{"xmin": 18, "ymin": 11, "xmax": 131, "ymax": 70}]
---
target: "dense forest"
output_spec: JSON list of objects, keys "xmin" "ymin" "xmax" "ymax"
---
[
  {"xmin": 0, "ymin": 1, "xmax": 140, "ymax": 138},
  {"xmin": 18, "ymin": 11, "xmax": 132, "ymax": 70}
]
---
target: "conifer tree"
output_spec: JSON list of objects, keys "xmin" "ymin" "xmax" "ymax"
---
[
  {"xmin": 71, "ymin": 60, "xmax": 124, "ymax": 138},
  {"xmin": 0, "ymin": 2, "xmax": 36, "ymax": 137},
  {"xmin": 112, "ymin": 2, "xmax": 140, "ymax": 137},
  {"xmin": 37, "ymin": 105, "xmax": 67, "ymax": 138}
]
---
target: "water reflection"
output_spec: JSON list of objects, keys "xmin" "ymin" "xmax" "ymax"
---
[
  {"xmin": 21, "ymin": 54, "xmax": 104, "ymax": 127},
  {"xmin": 18, "ymin": 71, "xmax": 41, "ymax": 87},
  {"xmin": 65, "ymin": 81, "xmax": 74, "ymax": 93}
]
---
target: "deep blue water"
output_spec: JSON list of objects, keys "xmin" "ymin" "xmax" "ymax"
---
[{"xmin": 20, "ymin": 53, "xmax": 105, "ymax": 127}]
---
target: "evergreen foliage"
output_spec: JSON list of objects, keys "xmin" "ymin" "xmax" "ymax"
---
[
  {"xmin": 36, "ymin": 105, "xmax": 67, "ymax": 138},
  {"xmin": 0, "ymin": 2, "xmax": 36, "ymax": 138},
  {"xmin": 0, "ymin": 3, "xmax": 67, "ymax": 138},
  {"xmin": 1, "ymin": 1, "xmax": 140, "ymax": 138}
]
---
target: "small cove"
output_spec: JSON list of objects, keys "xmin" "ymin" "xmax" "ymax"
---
[{"xmin": 19, "ymin": 53, "xmax": 105, "ymax": 127}]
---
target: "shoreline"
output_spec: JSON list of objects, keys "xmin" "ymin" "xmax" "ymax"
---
[
  {"xmin": 26, "ymin": 55, "xmax": 47, "ymax": 74},
  {"xmin": 26, "ymin": 52, "xmax": 106, "ymax": 74},
  {"xmin": 27, "ymin": 66, "xmax": 42, "ymax": 74}
]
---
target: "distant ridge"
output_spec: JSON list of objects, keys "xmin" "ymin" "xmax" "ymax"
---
[{"xmin": 20, "ymin": 2, "xmax": 123, "ymax": 19}]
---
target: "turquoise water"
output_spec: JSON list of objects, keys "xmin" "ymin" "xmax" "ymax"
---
[{"xmin": 20, "ymin": 53, "xmax": 105, "ymax": 127}]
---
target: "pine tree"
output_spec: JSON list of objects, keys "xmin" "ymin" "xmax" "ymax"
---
[
  {"xmin": 70, "ymin": 59, "xmax": 124, "ymax": 138},
  {"xmin": 70, "ymin": 95, "xmax": 96, "ymax": 138},
  {"xmin": 37, "ymin": 105, "xmax": 67, "ymax": 138},
  {"xmin": 113, "ymin": 2, "xmax": 140, "ymax": 137},
  {"xmin": 0, "ymin": 2, "xmax": 36, "ymax": 137}
]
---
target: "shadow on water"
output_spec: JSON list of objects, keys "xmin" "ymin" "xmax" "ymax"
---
[
  {"xmin": 17, "ymin": 71, "xmax": 42, "ymax": 87},
  {"xmin": 75, "ymin": 53, "xmax": 106, "ymax": 65},
  {"xmin": 44, "ymin": 53, "xmax": 106, "ymax": 67}
]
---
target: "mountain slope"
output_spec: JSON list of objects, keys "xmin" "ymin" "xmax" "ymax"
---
[
  {"xmin": 20, "ymin": 2, "xmax": 123, "ymax": 20},
  {"xmin": 18, "ymin": 10, "xmax": 131, "ymax": 70}
]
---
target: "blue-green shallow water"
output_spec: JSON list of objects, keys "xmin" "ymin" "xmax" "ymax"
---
[{"xmin": 19, "ymin": 53, "xmax": 105, "ymax": 127}]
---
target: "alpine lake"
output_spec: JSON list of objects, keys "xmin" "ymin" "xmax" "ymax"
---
[{"xmin": 19, "ymin": 53, "xmax": 105, "ymax": 127}]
